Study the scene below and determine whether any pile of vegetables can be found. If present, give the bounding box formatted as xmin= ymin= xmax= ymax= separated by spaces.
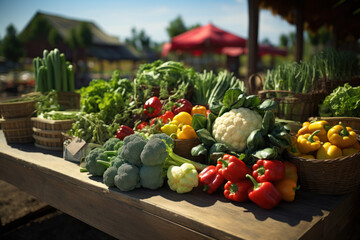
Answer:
xmin=319 ymin=83 xmax=360 ymax=117
xmin=33 ymin=49 xmax=75 ymax=93
xmin=289 ymin=120 xmax=359 ymax=159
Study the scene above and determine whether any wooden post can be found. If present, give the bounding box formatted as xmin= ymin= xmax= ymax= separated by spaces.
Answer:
xmin=247 ymin=0 xmax=259 ymax=91
xmin=295 ymin=0 xmax=304 ymax=62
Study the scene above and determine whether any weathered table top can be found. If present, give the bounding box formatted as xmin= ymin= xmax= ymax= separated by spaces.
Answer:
xmin=0 ymin=132 xmax=358 ymax=240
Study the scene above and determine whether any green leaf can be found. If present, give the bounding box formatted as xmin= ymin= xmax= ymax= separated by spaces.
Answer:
xmin=222 ymin=88 xmax=243 ymax=108
xmin=191 ymin=114 xmax=208 ymax=131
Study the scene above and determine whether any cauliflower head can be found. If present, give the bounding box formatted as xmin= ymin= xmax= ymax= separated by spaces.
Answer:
xmin=167 ymin=163 xmax=198 ymax=194
xmin=212 ymin=107 xmax=262 ymax=152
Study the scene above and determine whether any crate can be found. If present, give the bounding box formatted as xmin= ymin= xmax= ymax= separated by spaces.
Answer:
xmin=58 ymin=92 xmax=80 ymax=109
xmin=31 ymin=117 xmax=74 ymax=150
xmin=258 ymin=90 xmax=325 ymax=122
xmin=0 ymin=101 xmax=36 ymax=119
xmin=0 ymin=117 xmax=34 ymax=143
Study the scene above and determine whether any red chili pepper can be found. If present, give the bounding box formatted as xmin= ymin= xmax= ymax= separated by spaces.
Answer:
xmin=198 ymin=165 xmax=225 ymax=194
xmin=246 ymin=174 xmax=282 ymax=210
xmin=144 ymin=96 xmax=162 ymax=118
xmin=172 ymin=99 xmax=193 ymax=115
xmin=150 ymin=111 xmax=174 ymax=126
xmin=216 ymin=154 xmax=247 ymax=183
xmin=136 ymin=121 xmax=149 ymax=130
xmin=224 ymin=179 xmax=253 ymax=202
xmin=252 ymin=159 xmax=285 ymax=183
xmin=115 ymin=125 xmax=134 ymax=140
xmin=206 ymin=109 xmax=211 ymax=118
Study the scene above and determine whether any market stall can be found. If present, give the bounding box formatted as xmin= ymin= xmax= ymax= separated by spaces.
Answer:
xmin=0 ymin=46 xmax=360 ymax=239
xmin=0 ymin=133 xmax=359 ymax=240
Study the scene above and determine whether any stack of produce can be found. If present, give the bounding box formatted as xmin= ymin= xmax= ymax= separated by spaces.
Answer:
xmin=289 ymin=120 xmax=359 ymax=159
xmin=33 ymin=49 xmax=75 ymax=93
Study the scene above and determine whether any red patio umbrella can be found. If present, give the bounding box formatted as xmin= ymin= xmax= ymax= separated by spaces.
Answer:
xmin=162 ymin=23 xmax=247 ymax=57
xmin=220 ymin=44 xmax=287 ymax=57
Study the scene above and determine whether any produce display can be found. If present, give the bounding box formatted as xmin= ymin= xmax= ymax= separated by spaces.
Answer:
xmin=4 ymin=50 xmax=359 ymax=212
xmin=289 ymin=120 xmax=359 ymax=159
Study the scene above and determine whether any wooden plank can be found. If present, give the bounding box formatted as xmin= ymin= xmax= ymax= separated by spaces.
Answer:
xmin=0 ymin=135 xmax=358 ymax=240
xmin=295 ymin=0 xmax=304 ymax=62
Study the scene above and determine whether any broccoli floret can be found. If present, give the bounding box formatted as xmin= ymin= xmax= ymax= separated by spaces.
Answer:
xmin=84 ymin=147 xmax=108 ymax=176
xmin=111 ymin=156 xmax=125 ymax=168
xmin=103 ymin=166 xmax=118 ymax=187
xmin=123 ymin=133 xmax=145 ymax=145
xmin=150 ymin=133 xmax=174 ymax=147
xmin=120 ymin=134 xmax=147 ymax=167
xmin=114 ymin=141 xmax=124 ymax=152
xmin=140 ymin=165 xmax=164 ymax=190
xmin=103 ymin=137 xmax=121 ymax=151
xmin=114 ymin=163 xmax=141 ymax=191
xmin=140 ymin=138 xmax=168 ymax=166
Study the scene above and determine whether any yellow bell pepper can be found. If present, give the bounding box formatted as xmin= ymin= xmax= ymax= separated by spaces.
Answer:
xmin=177 ymin=124 xmax=197 ymax=139
xmin=308 ymin=120 xmax=331 ymax=142
xmin=327 ymin=122 xmax=357 ymax=148
xmin=342 ymin=147 xmax=359 ymax=156
xmin=191 ymin=105 xmax=207 ymax=116
xmin=296 ymin=121 xmax=310 ymax=136
xmin=173 ymin=112 xmax=192 ymax=126
xmin=316 ymin=142 xmax=342 ymax=159
xmin=161 ymin=123 xmax=178 ymax=138
xmin=297 ymin=130 xmax=321 ymax=154
xmin=299 ymin=154 xmax=315 ymax=159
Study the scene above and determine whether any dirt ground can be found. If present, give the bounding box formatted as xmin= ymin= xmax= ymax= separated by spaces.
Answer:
xmin=0 ymin=180 xmax=116 ymax=240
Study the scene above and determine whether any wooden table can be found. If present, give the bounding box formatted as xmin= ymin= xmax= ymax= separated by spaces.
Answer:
xmin=0 ymin=132 xmax=359 ymax=240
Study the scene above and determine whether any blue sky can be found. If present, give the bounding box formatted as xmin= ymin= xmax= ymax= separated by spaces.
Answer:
xmin=0 ymin=0 xmax=295 ymax=45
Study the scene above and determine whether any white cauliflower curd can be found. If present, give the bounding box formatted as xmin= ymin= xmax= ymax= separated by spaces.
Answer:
xmin=212 ymin=107 xmax=262 ymax=152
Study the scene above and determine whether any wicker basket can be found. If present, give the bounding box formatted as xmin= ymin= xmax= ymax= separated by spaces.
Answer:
xmin=57 ymin=92 xmax=80 ymax=109
xmin=174 ymin=138 xmax=205 ymax=163
xmin=0 ymin=117 xmax=34 ymax=143
xmin=0 ymin=101 xmax=36 ymax=119
xmin=258 ymin=90 xmax=326 ymax=122
xmin=288 ymin=150 xmax=360 ymax=195
xmin=31 ymin=117 xmax=74 ymax=150
xmin=308 ymin=117 xmax=360 ymax=134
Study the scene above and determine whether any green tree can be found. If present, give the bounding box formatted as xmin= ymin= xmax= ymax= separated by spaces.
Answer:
xmin=166 ymin=15 xmax=187 ymax=39
xmin=20 ymin=15 xmax=51 ymax=42
xmin=261 ymin=37 xmax=272 ymax=45
xmin=125 ymin=27 xmax=151 ymax=51
xmin=1 ymin=24 xmax=24 ymax=63
xmin=279 ymin=34 xmax=289 ymax=47
xmin=77 ymin=22 xmax=92 ymax=48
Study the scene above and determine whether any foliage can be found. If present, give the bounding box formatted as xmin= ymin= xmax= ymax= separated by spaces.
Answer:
xmin=48 ymin=28 xmax=62 ymax=46
xmin=319 ymin=83 xmax=360 ymax=117
xmin=311 ymin=48 xmax=359 ymax=80
xmin=19 ymin=15 xmax=51 ymax=42
xmin=125 ymin=27 xmax=151 ymax=52
xmin=67 ymin=22 xmax=92 ymax=49
xmin=166 ymin=15 xmax=188 ymax=39
xmin=1 ymin=24 xmax=24 ymax=63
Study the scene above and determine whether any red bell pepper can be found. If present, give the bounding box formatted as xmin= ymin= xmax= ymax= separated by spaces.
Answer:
xmin=172 ymin=99 xmax=193 ymax=115
xmin=246 ymin=174 xmax=282 ymax=210
xmin=136 ymin=121 xmax=149 ymax=130
xmin=198 ymin=165 xmax=225 ymax=194
xmin=224 ymin=179 xmax=253 ymax=202
xmin=216 ymin=154 xmax=247 ymax=182
xmin=144 ymin=96 xmax=162 ymax=118
xmin=150 ymin=111 xmax=175 ymax=126
xmin=252 ymin=159 xmax=285 ymax=183
xmin=115 ymin=125 xmax=134 ymax=140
